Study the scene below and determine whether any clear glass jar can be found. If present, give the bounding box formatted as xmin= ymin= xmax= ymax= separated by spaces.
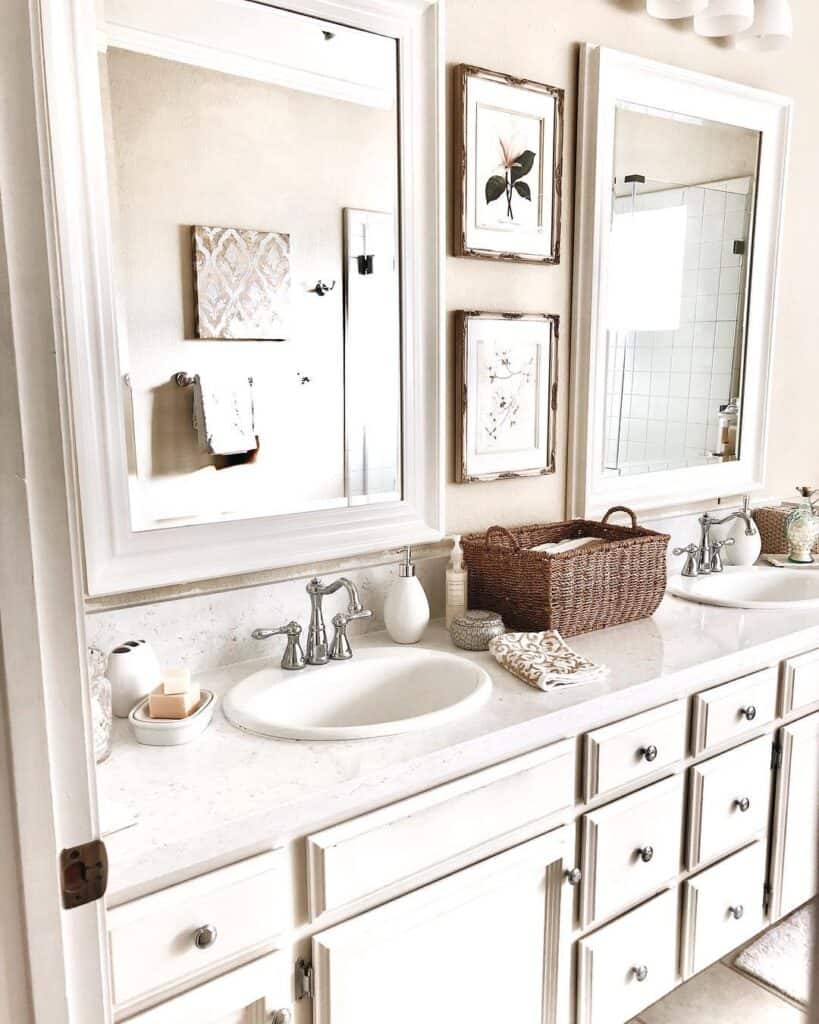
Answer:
xmin=88 ymin=646 xmax=113 ymax=764
xmin=717 ymin=398 xmax=739 ymax=459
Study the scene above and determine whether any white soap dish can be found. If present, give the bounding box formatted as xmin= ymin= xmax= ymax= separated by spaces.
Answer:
xmin=129 ymin=690 xmax=216 ymax=746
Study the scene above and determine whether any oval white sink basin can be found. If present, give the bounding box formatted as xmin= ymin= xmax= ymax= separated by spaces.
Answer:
xmin=668 ymin=565 xmax=819 ymax=610
xmin=222 ymin=646 xmax=492 ymax=740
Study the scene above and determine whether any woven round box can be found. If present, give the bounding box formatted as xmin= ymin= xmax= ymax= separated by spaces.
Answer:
xmin=449 ymin=610 xmax=505 ymax=651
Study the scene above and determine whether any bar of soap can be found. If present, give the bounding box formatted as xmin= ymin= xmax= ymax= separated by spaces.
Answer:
xmin=148 ymin=683 xmax=200 ymax=719
xmin=162 ymin=666 xmax=191 ymax=695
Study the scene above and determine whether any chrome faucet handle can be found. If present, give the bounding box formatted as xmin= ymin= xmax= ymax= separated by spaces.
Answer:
xmin=330 ymin=608 xmax=373 ymax=660
xmin=251 ymin=621 xmax=305 ymax=671
xmin=673 ymin=544 xmax=699 ymax=578
xmin=709 ymin=536 xmax=735 ymax=573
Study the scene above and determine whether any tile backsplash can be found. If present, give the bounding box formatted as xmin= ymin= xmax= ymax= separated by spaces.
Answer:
xmin=86 ymin=554 xmax=448 ymax=674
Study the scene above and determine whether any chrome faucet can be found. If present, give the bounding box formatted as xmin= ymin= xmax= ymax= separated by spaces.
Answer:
xmin=673 ymin=496 xmax=757 ymax=578
xmin=251 ymin=621 xmax=306 ymax=670
xmin=305 ymin=576 xmax=372 ymax=665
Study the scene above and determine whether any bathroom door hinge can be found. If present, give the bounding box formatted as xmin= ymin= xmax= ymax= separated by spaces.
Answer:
xmin=295 ymin=958 xmax=314 ymax=1000
xmin=771 ymin=742 xmax=783 ymax=770
xmin=59 ymin=839 xmax=108 ymax=909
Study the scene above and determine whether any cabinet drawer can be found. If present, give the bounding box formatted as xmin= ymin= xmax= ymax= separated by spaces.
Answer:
xmin=691 ymin=668 xmax=777 ymax=754
xmin=580 ymin=774 xmax=684 ymax=927
xmin=687 ymin=735 xmax=771 ymax=869
xmin=780 ymin=650 xmax=819 ymax=715
xmin=681 ymin=841 xmax=767 ymax=978
xmin=306 ymin=739 xmax=575 ymax=918
xmin=108 ymin=850 xmax=286 ymax=1010
xmin=583 ymin=701 xmax=686 ymax=801
xmin=577 ymin=888 xmax=679 ymax=1024
xmin=123 ymin=951 xmax=289 ymax=1024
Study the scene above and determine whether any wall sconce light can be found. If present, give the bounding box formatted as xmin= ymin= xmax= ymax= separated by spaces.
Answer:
xmin=646 ymin=0 xmax=707 ymax=18
xmin=693 ymin=0 xmax=754 ymax=37
xmin=734 ymin=0 xmax=793 ymax=49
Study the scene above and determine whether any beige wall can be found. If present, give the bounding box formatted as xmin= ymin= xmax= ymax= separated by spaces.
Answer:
xmin=104 ymin=49 xmax=397 ymax=526
xmin=445 ymin=0 xmax=819 ymax=534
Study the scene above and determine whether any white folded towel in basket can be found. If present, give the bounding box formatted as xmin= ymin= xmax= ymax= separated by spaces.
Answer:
xmin=192 ymin=373 xmax=257 ymax=456
xmin=489 ymin=630 xmax=609 ymax=691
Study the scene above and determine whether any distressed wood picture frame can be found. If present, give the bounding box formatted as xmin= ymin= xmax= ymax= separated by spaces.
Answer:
xmin=455 ymin=310 xmax=558 ymax=483
xmin=454 ymin=64 xmax=564 ymax=264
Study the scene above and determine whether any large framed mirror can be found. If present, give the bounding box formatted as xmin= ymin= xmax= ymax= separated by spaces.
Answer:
xmin=569 ymin=46 xmax=791 ymax=518
xmin=38 ymin=0 xmax=443 ymax=595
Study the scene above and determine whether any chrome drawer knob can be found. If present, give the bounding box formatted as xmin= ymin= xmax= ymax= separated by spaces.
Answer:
xmin=271 ymin=1012 xmax=292 ymax=1024
xmin=729 ymin=904 xmax=744 ymax=920
xmin=637 ymin=845 xmax=654 ymax=863
xmin=740 ymin=705 xmax=757 ymax=721
xmin=640 ymin=744 xmax=658 ymax=763
xmin=634 ymin=965 xmax=649 ymax=982
xmin=566 ymin=867 xmax=582 ymax=886
xmin=193 ymin=924 xmax=218 ymax=950
xmin=735 ymin=796 xmax=751 ymax=812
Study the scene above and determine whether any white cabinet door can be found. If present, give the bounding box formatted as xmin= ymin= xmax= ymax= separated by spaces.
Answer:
xmin=312 ymin=827 xmax=573 ymax=1024
xmin=769 ymin=710 xmax=819 ymax=919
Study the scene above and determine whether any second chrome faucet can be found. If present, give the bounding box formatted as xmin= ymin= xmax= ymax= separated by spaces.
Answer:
xmin=252 ymin=575 xmax=372 ymax=670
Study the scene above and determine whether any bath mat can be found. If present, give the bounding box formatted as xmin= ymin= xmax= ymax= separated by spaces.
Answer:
xmin=733 ymin=901 xmax=814 ymax=1006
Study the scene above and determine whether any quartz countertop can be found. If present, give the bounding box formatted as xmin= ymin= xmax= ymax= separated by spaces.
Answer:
xmin=98 ymin=593 xmax=819 ymax=904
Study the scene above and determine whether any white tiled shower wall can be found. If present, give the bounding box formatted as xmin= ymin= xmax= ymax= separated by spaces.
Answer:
xmin=606 ymin=179 xmax=752 ymax=475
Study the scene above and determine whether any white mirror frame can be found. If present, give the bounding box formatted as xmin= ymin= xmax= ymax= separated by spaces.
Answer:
xmin=569 ymin=45 xmax=791 ymax=519
xmin=36 ymin=0 xmax=444 ymax=596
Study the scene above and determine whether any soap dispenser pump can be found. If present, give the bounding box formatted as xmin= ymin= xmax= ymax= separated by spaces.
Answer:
xmin=384 ymin=546 xmax=430 ymax=645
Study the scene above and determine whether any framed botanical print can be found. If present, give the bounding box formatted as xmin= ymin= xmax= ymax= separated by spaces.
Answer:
xmin=455 ymin=311 xmax=558 ymax=483
xmin=454 ymin=65 xmax=564 ymax=264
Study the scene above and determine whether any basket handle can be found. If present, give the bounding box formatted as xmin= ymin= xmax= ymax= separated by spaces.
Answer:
xmin=601 ymin=506 xmax=638 ymax=529
xmin=485 ymin=525 xmax=521 ymax=551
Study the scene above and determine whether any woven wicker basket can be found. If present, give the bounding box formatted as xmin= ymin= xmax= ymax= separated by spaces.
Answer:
xmin=753 ymin=505 xmax=819 ymax=556
xmin=461 ymin=507 xmax=670 ymax=638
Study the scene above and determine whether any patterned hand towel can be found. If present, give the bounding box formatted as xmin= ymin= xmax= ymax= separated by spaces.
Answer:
xmin=489 ymin=630 xmax=608 ymax=691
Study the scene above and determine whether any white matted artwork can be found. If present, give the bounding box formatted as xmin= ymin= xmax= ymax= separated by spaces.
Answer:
xmin=192 ymin=224 xmax=290 ymax=340
xmin=456 ymin=311 xmax=558 ymax=482
xmin=455 ymin=65 xmax=563 ymax=263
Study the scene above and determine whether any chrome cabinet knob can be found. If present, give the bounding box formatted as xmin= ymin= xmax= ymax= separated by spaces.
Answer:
xmin=193 ymin=924 xmax=218 ymax=950
xmin=735 ymin=796 xmax=751 ymax=812
xmin=637 ymin=845 xmax=654 ymax=863
xmin=633 ymin=965 xmax=649 ymax=982
xmin=271 ymin=1011 xmax=292 ymax=1024
xmin=740 ymin=704 xmax=757 ymax=721
xmin=639 ymin=744 xmax=658 ymax=762
xmin=728 ymin=904 xmax=744 ymax=920
xmin=566 ymin=867 xmax=582 ymax=886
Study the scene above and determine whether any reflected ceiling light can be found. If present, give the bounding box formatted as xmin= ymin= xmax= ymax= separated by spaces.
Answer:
xmin=646 ymin=0 xmax=708 ymax=19
xmin=693 ymin=0 xmax=754 ymax=36
xmin=734 ymin=0 xmax=793 ymax=49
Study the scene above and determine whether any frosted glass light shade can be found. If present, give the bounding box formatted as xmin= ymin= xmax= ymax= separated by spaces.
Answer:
xmin=694 ymin=0 xmax=754 ymax=36
xmin=647 ymin=0 xmax=708 ymax=18
xmin=734 ymin=0 xmax=793 ymax=49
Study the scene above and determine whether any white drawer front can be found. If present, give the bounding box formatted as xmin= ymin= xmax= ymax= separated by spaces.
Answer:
xmin=108 ymin=850 xmax=286 ymax=1010
xmin=780 ymin=650 xmax=819 ymax=715
xmin=687 ymin=735 xmax=772 ymax=869
xmin=581 ymin=774 xmax=684 ymax=927
xmin=577 ymin=888 xmax=679 ymax=1024
xmin=307 ymin=739 xmax=575 ymax=918
xmin=583 ymin=701 xmax=686 ymax=801
xmin=124 ymin=951 xmax=290 ymax=1024
xmin=691 ymin=668 xmax=777 ymax=754
xmin=682 ymin=841 xmax=767 ymax=978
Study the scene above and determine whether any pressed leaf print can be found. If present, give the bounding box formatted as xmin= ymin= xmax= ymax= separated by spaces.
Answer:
xmin=484 ymin=137 xmax=536 ymax=222
xmin=476 ymin=338 xmax=539 ymax=454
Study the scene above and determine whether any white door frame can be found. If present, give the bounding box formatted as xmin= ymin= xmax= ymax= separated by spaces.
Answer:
xmin=0 ymin=1 xmax=111 ymax=1021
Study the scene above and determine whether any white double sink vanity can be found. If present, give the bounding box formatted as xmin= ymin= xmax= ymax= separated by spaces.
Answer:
xmin=100 ymin=593 xmax=819 ymax=1024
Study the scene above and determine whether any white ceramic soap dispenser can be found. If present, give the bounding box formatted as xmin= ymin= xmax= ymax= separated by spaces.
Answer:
xmin=723 ymin=495 xmax=762 ymax=566
xmin=384 ymin=546 xmax=430 ymax=644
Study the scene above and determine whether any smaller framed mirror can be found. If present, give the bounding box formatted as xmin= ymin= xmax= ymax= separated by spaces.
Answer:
xmin=569 ymin=46 xmax=791 ymax=518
